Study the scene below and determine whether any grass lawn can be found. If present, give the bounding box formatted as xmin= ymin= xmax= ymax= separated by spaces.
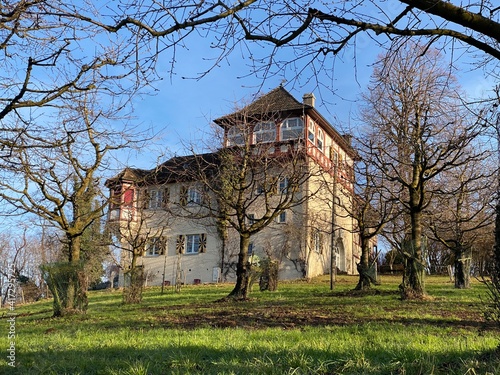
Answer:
xmin=1 ymin=275 xmax=499 ymax=374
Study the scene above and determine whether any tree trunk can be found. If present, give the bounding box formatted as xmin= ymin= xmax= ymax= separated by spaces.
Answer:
xmin=453 ymin=246 xmax=471 ymax=289
xmin=227 ymin=234 xmax=251 ymax=300
xmin=400 ymin=190 xmax=426 ymax=299
xmin=355 ymin=239 xmax=376 ymax=290
xmin=495 ymin=197 xmax=500 ymax=283
xmin=123 ymin=252 xmax=143 ymax=304
xmin=400 ymin=234 xmax=425 ymax=299
xmin=49 ymin=236 xmax=88 ymax=316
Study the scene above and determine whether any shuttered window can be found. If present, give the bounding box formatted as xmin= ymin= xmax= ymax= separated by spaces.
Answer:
xmin=176 ymin=235 xmax=185 ymax=254
xmin=145 ymin=237 xmax=166 ymax=256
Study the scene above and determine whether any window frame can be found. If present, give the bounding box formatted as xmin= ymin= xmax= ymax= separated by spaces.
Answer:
xmin=281 ymin=117 xmax=304 ymax=140
xmin=277 ymin=211 xmax=287 ymax=223
xmin=186 ymin=234 xmax=201 ymax=254
xmin=148 ymin=189 xmax=162 ymax=209
xmin=227 ymin=126 xmax=246 ymax=146
xmin=145 ymin=237 xmax=165 ymax=256
xmin=188 ymin=187 xmax=202 ymax=205
xmin=253 ymin=121 xmax=276 ymax=143
xmin=317 ymin=128 xmax=324 ymax=152
xmin=279 ymin=177 xmax=289 ymax=193
xmin=308 ymin=120 xmax=315 ymax=144
xmin=313 ymin=230 xmax=321 ymax=253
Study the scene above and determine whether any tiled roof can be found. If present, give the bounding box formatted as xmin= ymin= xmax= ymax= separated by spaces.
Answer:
xmin=214 ymin=86 xmax=309 ymax=126
xmin=151 ymin=153 xmax=220 ymax=184
xmin=105 ymin=153 xmax=220 ymax=186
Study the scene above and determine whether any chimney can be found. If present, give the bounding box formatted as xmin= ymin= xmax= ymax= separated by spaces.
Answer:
xmin=342 ymin=134 xmax=352 ymax=145
xmin=303 ymin=93 xmax=315 ymax=107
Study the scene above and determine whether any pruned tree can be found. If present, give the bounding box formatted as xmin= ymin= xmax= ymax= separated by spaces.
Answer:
xmin=180 ymin=147 xmax=318 ymax=300
xmin=0 ymin=91 xmax=141 ymax=316
xmin=428 ymin=157 xmax=494 ymax=288
xmin=361 ymin=42 xmax=485 ymax=299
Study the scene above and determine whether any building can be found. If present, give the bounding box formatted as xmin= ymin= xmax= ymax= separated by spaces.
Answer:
xmin=106 ymin=86 xmax=368 ymax=286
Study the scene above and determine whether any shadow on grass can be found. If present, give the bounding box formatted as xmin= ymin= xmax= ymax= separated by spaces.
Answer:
xmin=3 ymin=341 xmax=499 ymax=375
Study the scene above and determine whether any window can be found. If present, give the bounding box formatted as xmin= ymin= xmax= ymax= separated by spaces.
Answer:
xmin=181 ymin=186 xmax=202 ymax=205
xmin=317 ymin=128 xmax=324 ymax=152
xmin=253 ymin=121 xmax=276 ymax=143
xmin=185 ymin=234 xmax=207 ymax=254
xmin=149 ymin=189 xmax=160 ymax=209
xmin=186 ymin=234 xmax=200 ymax=254
xmin=248 ymin=242 xmax=254 ymax=256
xmin=148 ymin=189 xmax=163 ymax=209
xmin=313 ymin=230 xmax=321 ymax=253
xmin=188 ymin=188 xmax=202 ymax=205
xmin=281 ymin=117 xmax=304 ymax=140
xmin=145 ymin=237 xmax=165 ymax=256
xmin=227 ymin=126 xmax=246 ymax=146
xmin=279 ymin=177 xmax=289 ymax=193
xmin=308 ymin=121 xmax=315 ymax=143
xmin=277 ymin=211 xmax=287 ymax=223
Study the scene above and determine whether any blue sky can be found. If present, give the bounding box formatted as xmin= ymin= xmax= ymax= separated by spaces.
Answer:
xmin=126 ymin=30 xmax=493 ymax=170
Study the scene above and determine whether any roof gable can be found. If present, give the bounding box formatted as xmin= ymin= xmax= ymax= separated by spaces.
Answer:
xmin=214 ymin=86 xmax=309 ymax=126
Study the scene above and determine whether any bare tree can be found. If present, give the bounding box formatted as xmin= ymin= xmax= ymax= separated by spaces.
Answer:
xmin=361 ymin=42 xmax=485 ymax=299
xmin=348 ymin=150 xmax=397 ymax=290
xmin=1 ymin=0 xmax=260 ymax=125
xmin=105 ymin=1 xmax=500 ymax=91
xmin=428 ymin=157 xmax=494 ymax=288
xmin=173 ymin=144 xmax=320 ymax=300
xmin=0 ymin=91 xmax=142 ymax=316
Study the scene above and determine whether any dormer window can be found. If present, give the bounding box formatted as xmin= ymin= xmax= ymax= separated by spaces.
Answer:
xmin=317 ymin=128 xmax=324 ymax=152
xmin=281 ymin=117 xmax=304 ymax=140
xmin=227 ymin=126 xmax=246 ymax=146
xmin=253 ymin=121 xmax=276 ymax=143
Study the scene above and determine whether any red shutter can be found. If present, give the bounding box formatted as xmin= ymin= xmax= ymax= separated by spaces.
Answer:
xmin=123 ymin=188 xmax=134 ymax=207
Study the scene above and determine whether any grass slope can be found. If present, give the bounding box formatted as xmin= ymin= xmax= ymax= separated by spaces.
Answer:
xmin=1 ymin=275 xmax=499 ymax=374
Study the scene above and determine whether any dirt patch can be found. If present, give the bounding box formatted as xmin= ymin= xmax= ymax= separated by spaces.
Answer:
xmin=150 ymin=298 xmax=495 ymax=331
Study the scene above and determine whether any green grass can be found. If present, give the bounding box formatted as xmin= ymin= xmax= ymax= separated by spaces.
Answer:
xmin=1 ymin=275 xmax=499 ymax=374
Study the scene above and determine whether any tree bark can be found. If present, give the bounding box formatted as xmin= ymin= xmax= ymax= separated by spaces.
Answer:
xmin=400 ymin=242 xmax=425 ymax=299
xmin=227 ymin=234 xmax=251 ymax=300
xmin=453 ymin=246 xmax=471 ymax=289
xmin=63 ymin=236 xmax=88 ymax=314
xmin=400 ymin=172 xmax=426 ymax=299
xmin=355 ymin=239 xmax=376 ymax=290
